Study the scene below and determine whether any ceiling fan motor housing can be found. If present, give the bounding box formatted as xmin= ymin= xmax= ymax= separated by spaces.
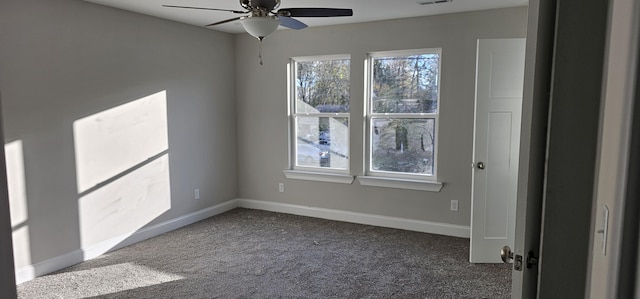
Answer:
xmin=241 ymin=0 xmax=281 ymax=11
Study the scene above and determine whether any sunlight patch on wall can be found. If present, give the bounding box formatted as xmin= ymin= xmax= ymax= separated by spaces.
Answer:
xmin=5 ymin=140 xmax=31 ymax=268
xmin=73 ymin=91 xmax=169 ymax=193
xmin=73 ymin=91 xmax=171 ymax=249
xmin=78 ymin=154 xmax=171 ymax=247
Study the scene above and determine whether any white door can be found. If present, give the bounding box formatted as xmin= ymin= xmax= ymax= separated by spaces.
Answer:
xmin=470 ymin=38 xmax=526 ymax=263
xmin=511 ymin=0 xmax=556 ymax=295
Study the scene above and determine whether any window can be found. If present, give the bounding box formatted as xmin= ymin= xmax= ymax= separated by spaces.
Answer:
xmin=366 ymin=49 xmax=441 ymax=180
xmin=290 ymin=55 xmax=350 ymax=173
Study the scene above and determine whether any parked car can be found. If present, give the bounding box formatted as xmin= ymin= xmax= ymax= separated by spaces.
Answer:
xmin=319 ymin=131 xmax=330 ymax=145
xmin=297 ymin=143 xmax=329 ymax=166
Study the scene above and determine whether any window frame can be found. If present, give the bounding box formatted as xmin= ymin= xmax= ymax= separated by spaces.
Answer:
xmin=363 ymin=48 xmax=442 ymax=182
xmin=287 ymin=54 xmax=352 ymax=177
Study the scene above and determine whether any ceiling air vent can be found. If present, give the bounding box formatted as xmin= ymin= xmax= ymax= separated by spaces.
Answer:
xmin=417 ymin=0 xmax=452 ymax=5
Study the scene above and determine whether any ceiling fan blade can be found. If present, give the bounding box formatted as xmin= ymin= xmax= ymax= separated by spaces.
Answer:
xmin=163 ymin=5 xmax=246 ymax=14
xmin=206 ymin=16 xmax=242 ymax=27
xmin=278 ymin=8 xmax=353 ymax=18
xmin=279 ymin=16 xmax=308 ymax=30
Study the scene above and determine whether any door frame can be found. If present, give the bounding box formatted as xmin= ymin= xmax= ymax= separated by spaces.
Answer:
xmin=513 ymin=0 xmax=612 ymax=297
xmin=0 ymin=90 xmax=17 ymax=298
xmin=587 ymin=0 xmax=640 ymax=297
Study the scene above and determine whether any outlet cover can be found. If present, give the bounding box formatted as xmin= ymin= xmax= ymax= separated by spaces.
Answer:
xmin=450 ymin=200 xmax=458 ymax=211
xmin=278 ymin=183 xmax=285 ymax=193
xmin=194 ymin=189 xmax=200 ymax=200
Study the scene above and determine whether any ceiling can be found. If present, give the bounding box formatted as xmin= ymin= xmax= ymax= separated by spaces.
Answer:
xmin=85 ymin=0 xmax=528 ymax=34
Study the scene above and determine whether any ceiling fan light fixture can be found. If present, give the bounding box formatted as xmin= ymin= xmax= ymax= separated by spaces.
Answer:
xmin=240 ymin=16 xmax=280 ymax=40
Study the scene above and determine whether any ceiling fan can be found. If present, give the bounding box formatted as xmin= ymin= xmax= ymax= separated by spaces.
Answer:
xmin=163 ymin=0 xmax=353 ymax=40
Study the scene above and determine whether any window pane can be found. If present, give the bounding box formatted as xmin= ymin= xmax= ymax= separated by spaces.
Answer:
xmin=372 ymin=54 xmax=439 ymax=114
xmin=296 ymin=116 xmax=349 ymax=169
xmin=296 ymin=59 xmax=350 ymax=113
xmin=371 ymin=118 xmax=435 ymax=175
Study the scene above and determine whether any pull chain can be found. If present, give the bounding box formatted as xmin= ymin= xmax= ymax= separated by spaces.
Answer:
xmin=259 ymin=39 xmax=263 ymax=66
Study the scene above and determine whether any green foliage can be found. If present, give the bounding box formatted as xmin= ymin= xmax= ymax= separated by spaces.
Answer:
xmin=371 ymin=119 xmax=435 ymax=175
xmin=296 ymin=59 xmax=350 ymax=111
xmin=372 ymin=54 xmax=439 ymax=114
xmin=372 ymin=150 xmax=430 ymax=174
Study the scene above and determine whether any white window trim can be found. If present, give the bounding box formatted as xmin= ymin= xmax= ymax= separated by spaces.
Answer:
xmin=362 ymin=48 xmax=443 ymax=186
xmin=284 ymin=170 xmax=355 ymax=184
xmin=287 ymin=54 xmax=352 ymax=177
xmin=357 ymin=175 xmax=443 ymax=192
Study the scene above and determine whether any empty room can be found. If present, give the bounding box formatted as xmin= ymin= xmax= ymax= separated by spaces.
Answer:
xmin=1 ymin=0 xmax=638 ymax=298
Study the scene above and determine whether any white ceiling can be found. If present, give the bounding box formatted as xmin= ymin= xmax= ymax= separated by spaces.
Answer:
xmin=85 ymin=0 xmax=528 ymax=34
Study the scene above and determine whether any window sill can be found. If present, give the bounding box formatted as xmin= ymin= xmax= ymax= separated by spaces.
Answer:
xmin=357 ymin=176 xmax=443 ymax=192
xmin=283 ymin=170 xmax=355 ymax=184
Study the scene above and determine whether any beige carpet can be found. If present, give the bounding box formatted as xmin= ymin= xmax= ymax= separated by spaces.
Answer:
xmin=18 ymin=208 xmax=511 ymax=298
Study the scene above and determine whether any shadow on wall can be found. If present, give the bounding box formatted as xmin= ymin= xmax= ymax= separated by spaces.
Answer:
xmin=7 ymin=90 xmax=173 ymax=282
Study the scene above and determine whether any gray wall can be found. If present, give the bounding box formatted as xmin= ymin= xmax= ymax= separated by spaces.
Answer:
xmin=235 ymin=7 xmax=528 ymax=226
xmin=0 ymin=0 xmax=526 ymax=284
xmin=0 ymin=0 xmax=237 ymax=271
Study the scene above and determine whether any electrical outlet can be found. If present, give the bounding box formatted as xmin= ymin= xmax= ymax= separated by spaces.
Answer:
xmin=278 ymin=183 xmax=285 ymax=193
xmin=450 ymin=200 xmax=458 ymax=211
xmin=194 ymin=189 xmax=200 ymax=200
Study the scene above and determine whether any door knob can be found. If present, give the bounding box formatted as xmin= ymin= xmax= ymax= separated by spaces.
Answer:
xmin=500 ymin=245 xmax=513 ymax=263
xmin=477 ymin=162 xmax=485 ymax=169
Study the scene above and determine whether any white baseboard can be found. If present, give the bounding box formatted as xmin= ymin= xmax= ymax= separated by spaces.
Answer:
xmin=14 ymin=199 xmax=239 ymax=284
xmin=81 ymin=199 xmax=238 ymax=261
xmin=15 ymin=198 xmax=469 ymax=284
xmin=236 ymin=198 xmax=470 ymax=238
xmin=15 ymin=249 xmax=84 ymax=285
